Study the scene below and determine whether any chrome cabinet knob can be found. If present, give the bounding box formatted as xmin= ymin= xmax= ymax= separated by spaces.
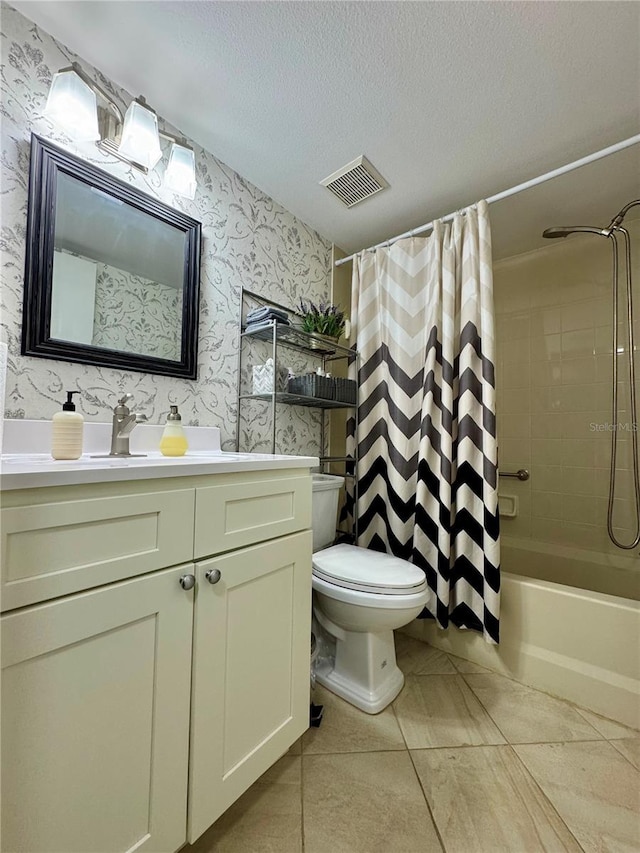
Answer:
xmin=179 ymin=573 xmax=196 ymax=590
xmin=205 ymin=569 xmax=221 ymax=585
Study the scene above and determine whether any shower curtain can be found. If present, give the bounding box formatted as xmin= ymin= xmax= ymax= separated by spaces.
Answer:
xmin=350 ymin=201 xmax=500 ymax=643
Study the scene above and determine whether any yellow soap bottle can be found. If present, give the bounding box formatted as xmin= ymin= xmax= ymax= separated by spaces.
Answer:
xmin=159 ymin=405 xmax=188 ymax=457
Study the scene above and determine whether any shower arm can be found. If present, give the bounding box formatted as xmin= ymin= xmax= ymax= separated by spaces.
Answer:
xmin=606 ymin=199 xmax=640 ymax=234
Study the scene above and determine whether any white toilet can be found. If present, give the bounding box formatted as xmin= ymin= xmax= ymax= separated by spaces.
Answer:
xmin=311 ymin=474 xmax=429 ymax=714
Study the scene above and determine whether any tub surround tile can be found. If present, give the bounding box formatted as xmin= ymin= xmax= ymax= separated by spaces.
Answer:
xmin=531 ymin=361 xmax=563 ymax=387
xmin=561 ymin=437 xmax=598 ymax=468
xmin=500 ymin=413 xmax=531 ymax=439
xmin=502 ymin=339 xmax=531 ymax=364
xmin=561 ymin=328 xmax=596 ymax=359
xmin=531 ymin=490 xmax=563 ymax=519
xmin=463 ymin=673 xmax=603 ymax=744
xmin=559 ymin=521 xmax=601 ymax=551
xmin=187 ymin=755 xmax=302 ymax=853
xmin=530 ymin=334 xmax=562 ymax=362
xmin=394 ymin=633 xmax=458 ymax=675
xmin=494 ymin=225 xmax=640 ymax=565
xmin=531 ymin=437 xmax=564 ymax=465
xmin=530 ymin=517 xmax=566 ymax=545
xmin=529 ymin=464 xmax=563 ymax=492
xmin=514 ymin=741 xmax=640 ymax=853
xmin=575 ymin=707 xmax=639 ymax=740
xmin=595 ymin=325 xmax=615 ymax=355
xmin=530 ymin=308 xmax=562 ymax=337
xmin=610 ymin=738 xmax=640 ymax=771
xmin=500 ymin=388 xmax=532 ymax=414
xmin=560 ymin=300 xmax=600 ymax=333
xmin=530 ymin=413 xmax=563 ymax=439
xmin=560 ymin=494 xmax=598 ymax=525
xmin=498 ymin=312 xmax=531 ymax=342
xmin=498 ymin=437 xmax=531 ymax=466
xmin=393 ymin=675 xmax=505 ymax=749
xmin=561 ymin=357 xmax=596 ymax=386
xmin=502 ymin=360 xmax=530 ymax=389
xmin=411 ymin=745 xmax=582 ymax=853
xmin=302 ymin=751 xmax=442 ymax=853
xmin=558 ymin=465 xmax=596 ymax=496
xmin=303 ymin=685 xmax=405 ymax=755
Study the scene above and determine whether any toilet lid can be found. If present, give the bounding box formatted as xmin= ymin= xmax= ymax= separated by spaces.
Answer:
xmin=312 ymin=544 xmax=426 ymax=594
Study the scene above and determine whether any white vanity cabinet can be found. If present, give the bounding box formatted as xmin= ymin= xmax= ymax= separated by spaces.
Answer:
xmin=0 ymin=466 xmax=313 ymax=853
xmin=1 ymin=564 xmax=195 ymax=853
xmin=189 ymin=531 xmax=312 ymax=841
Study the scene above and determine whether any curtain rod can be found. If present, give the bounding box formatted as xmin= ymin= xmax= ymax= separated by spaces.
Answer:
xmin=334 ymin=133 xmax=640 ymax=267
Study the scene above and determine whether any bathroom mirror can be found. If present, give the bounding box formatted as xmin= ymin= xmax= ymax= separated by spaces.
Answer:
xmin=22 ymin=134 xmax=201 ymax=378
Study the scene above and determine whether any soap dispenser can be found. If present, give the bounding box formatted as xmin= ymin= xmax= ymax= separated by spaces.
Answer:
xmin=51 ymin=391 xmax=84 ymax=460
xmin=159 ymin=405 xmax=188 ymax=457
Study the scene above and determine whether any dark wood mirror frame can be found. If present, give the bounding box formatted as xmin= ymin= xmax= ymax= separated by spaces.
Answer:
xmin=22 ymin=134 xmax=202 ymax=379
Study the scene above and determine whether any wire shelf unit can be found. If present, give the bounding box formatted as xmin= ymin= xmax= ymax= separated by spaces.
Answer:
xmin=236 ymin=287 xmax=359 ymax=540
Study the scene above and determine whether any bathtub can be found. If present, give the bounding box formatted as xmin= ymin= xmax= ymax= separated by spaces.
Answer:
xmin=403 ymin=537 xmax=640 ymax=729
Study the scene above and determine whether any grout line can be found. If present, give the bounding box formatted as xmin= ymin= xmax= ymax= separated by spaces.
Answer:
xmin=303 ymin=745 xmax=407 ymax=756
xmin=605 ymin=738 xmax=640 ymax=773
xmin=391 ymin=700 xmax=410 ymax=752
xmin=573 ymin=703 xmax=640 ymax=738
xmin=456 ymin=669 xmax=522 ymax=745
xmin=457 ymin=670 xmax=606 ymax=743
xmin=507 ymin=743 xmax=587 ymax=852
xmin=406 ymin=746 xmax=448 ymax=853
xmin=302 ymin=736 xmax=608 ymax=756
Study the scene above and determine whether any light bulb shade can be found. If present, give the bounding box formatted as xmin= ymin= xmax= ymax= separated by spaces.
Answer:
xmin=44 ymin=68 xmax=99 ymax=141
xmin=118 ymin=99 xmax=162 ymax=169
xmin=164 ymin=143 xmax=197 ymax=199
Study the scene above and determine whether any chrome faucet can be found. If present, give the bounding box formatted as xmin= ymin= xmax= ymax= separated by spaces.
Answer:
xmin=108 ymin=393 xmax=147 ymax=457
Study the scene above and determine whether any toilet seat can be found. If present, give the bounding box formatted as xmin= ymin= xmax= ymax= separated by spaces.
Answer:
xmin=312 ymin=544 xmax=427 ymax=596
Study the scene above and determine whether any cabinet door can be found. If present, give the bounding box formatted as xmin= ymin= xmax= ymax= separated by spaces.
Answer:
xmin=188 ymin=531 xmax=312 ymax=842
xmin=1 ymin=565 xmax=195 ymax=853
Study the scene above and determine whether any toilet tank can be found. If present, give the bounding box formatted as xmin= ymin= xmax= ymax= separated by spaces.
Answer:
xmin=311 ymin=474 xmax=345 ymax=551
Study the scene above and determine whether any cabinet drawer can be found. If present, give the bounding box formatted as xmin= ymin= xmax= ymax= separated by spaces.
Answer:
xmin=1 ymin=489 xmax=195 ymax=611
xmin=194 ymin=475 xmax=311 ymax=558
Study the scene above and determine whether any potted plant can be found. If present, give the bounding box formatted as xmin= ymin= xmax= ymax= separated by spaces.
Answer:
xmin=298 ymin=299 xmax=346 ymax=341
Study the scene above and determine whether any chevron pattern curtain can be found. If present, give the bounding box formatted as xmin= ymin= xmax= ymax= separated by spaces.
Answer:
xmin=350 ymin=201 xmax=500 ymax=643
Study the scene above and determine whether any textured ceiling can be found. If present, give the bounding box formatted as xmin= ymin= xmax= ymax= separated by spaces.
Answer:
xmin=13 ymin=1 xmax=640 ymax=259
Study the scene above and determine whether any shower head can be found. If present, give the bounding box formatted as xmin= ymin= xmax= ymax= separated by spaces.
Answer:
xmin=542 ymin=225 xmax=609 ymax=239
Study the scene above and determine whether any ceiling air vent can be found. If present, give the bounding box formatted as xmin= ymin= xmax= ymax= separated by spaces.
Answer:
xmin=320 ymin=155 xmax=389 ymax=208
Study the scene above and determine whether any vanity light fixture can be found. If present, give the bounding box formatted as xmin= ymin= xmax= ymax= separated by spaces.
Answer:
xmin=164 ymin=141 xmax=197 ymax=199
xmin=44 ymin=65 xmax=100 ymax=141
xmin=118 ymin=96 xmax=162 ymax=170
xmin=43 ymin=61 xmax=197 ymax=197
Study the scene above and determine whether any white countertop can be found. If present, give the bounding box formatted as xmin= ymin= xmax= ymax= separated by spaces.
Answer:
xmin=0 ymin=420 xmax=318 ymax=490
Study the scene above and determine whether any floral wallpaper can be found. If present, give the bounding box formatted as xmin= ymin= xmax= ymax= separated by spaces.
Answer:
xmin=92 ymin=263 xmax=182 ymax=361
xmin=0 ymin=3 xmax=332 ymax=454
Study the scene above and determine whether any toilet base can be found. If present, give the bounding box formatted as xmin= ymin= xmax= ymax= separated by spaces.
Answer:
xmin=315 ymin=627 xmax=405 ymax=714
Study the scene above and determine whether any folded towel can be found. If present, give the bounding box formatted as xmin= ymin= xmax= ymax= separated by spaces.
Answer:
xmin=245 ymin=318 xmax=290 ymax=334
xmin=246 ymin=305 xmax=289 ymax=323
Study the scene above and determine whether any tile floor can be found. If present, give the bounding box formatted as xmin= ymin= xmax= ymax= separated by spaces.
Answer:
xmin=187 ymin=633 xmax=640 ymax=853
